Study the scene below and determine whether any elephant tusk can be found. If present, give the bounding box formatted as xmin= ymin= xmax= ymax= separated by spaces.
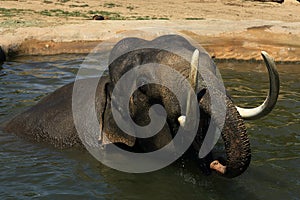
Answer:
xmin=236 ymin=51 xmax=280 ymax=120
xmin=210 ymin=160 xmax=227 ymax=174
xmin=189 ymin=49 xmax=199 ymax=92
xmin=178 ymin=115 xmax=186 ymax=127
xmin=181 ymin=49 xmax=199 ymax=127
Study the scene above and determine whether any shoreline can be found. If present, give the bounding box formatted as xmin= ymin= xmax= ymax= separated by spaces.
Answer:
xmin=1 ymin=20 xmax=299 ymax=62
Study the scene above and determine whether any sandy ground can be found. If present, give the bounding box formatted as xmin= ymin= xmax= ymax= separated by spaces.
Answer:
xmin=0 ymin=0 xmax=300 ymax=61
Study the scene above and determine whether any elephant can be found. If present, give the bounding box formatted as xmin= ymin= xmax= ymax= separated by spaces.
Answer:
xmin=4 ymin=35 xmax=280 ymax=178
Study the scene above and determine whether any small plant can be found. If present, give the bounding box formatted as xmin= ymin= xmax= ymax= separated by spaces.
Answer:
xmin=88 ymin=10 xmax=97 ymax=15
xmin=68 ymin=11 xmax=82 ymax=17
xmin=185 ymin=17 xmax=205 ymax=20
xmin=103 ymin=3 xmax=121 ymax=8
xmin=126 ymin=6 xmax=135 ymax=11
xmin=58 ymin=0 xmax=70 ymax=3
xmin=0 ymin=8 xmax=32 ymax=17
xmin=69 ymin=4 xmax=89 ymax=8
xmin=158 ymin=17 xmax=169 ymax=20
xmin=88 ymin=10 xmax=124 ymax=20
xmin=40 ymin=10 xmax=52 ymax=16
xmin=43 ymin=0 xmax=53 ymax=4
xmin=136 ymin=16 xmax=151 ymax=20
xmin=39 ymin=9 xmax=87 ymax=18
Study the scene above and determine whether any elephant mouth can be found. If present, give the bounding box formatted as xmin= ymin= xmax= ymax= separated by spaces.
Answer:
xmin=210 ymin=160 xmax=226 ymax=174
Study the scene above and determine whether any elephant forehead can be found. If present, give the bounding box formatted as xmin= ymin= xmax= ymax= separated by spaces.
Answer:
xmin=109 ymin=34 xmax=194 ymax=59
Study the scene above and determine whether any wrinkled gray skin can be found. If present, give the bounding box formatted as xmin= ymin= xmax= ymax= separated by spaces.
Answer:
xmin=107 ymin=35 xmax=251 ymax=178
xmin=5 ymin=35 xmax=256 ymax=178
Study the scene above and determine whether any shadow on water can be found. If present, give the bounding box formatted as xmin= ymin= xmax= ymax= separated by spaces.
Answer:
xmin=0 ymin=56 xmax=299 ymax=199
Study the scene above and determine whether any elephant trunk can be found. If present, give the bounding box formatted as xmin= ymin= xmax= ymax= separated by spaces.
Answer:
xmin=199 ymin=92 xmax=251 ymax=178
xmin=177 ymin=48 xmax=251 ymax=177
xmin=219 ymin=97 xmax=251 ymax=178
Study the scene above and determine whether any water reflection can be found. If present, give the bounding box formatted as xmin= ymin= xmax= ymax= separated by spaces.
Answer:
xmin=0 ymin=56 xmax=299 ymax=199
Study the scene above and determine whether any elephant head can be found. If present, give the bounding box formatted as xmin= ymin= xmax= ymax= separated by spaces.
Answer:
xmin=105 ymin=35 xmax=280 ymax=178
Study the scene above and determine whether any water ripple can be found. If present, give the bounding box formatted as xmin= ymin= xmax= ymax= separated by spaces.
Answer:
xmin=0 ymin=57 xmax=298 ymax=199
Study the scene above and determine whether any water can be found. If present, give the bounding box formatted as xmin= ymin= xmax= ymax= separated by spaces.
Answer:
xmin=0 ymin=55 xmax=299 ymax=199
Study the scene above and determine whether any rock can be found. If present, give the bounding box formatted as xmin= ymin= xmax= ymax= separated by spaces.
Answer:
xmin=92 ymin=15 xmax=105 ymax=20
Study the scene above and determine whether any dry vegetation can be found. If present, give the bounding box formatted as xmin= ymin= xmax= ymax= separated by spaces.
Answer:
xmin=0 ymin=0 xmax=299 ymax=61
xmin=0 ymin=0 xmax=299 ymax=27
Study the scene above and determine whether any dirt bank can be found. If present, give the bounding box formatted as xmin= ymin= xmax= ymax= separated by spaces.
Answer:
xmin=0 ymin=0 xmax=299 ymax=61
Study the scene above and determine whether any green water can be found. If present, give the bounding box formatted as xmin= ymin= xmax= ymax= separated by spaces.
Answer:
xmin=0 ymin=55 xmax=299 ymax=199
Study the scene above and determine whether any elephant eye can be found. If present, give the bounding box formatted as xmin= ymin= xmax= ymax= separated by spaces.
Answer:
xmin=137 ymin=76 xmax=148 ymax=86
xmin=137 ymin=76 xmax=149 ymax=94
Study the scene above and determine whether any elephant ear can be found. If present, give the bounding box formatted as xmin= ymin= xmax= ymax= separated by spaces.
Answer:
xmin=72 ymin=75 xmax=136 ymax=148
xmin=97 ymin=81 xmax=136 ymax=147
